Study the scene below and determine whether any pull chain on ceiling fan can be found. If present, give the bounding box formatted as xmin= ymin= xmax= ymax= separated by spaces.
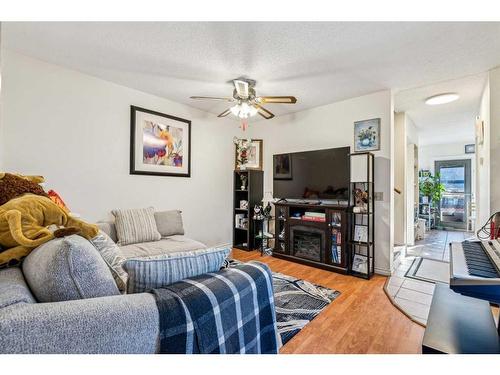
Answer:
xmin=190 ymin=78 xmax=297 ymax=129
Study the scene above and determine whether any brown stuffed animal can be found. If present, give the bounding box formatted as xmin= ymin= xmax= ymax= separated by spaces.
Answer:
xmin=0 ymin=173 xmax=99 ymax=268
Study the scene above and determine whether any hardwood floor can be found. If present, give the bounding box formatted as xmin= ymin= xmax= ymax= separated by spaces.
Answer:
xmin=232 ymin=249 xmax=425 ymax=354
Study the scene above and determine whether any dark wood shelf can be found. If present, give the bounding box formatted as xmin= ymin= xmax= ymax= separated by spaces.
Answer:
xmin=349 ymin=152 xmax=375 ymax=280
xmin=233 ymin=244 xmax=249 ymax=251
xmin=232 ymin=170 xmax=263 ymax=251
xmin=272 ymin=201 xmax=348 ymax=273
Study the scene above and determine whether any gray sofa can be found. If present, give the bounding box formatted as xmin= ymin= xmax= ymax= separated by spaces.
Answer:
xmin=0 ymin=266 xmax=160 ymax=353
xmin=0 ymin=218 xmax=243 ymax=354
xmin=97 ymin=220 xmax=208 ymax=258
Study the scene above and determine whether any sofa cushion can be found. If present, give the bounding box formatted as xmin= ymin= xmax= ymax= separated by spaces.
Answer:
xmin=120 ymin=235 xmax=207 ymax=259
xmin=123 ymin=246 xmax=231 ymax=294
xmin=89 ymin=231 xmax=128 ymax=292
xmin=96 ymin=221 xmax=118 ymax=243
xmin=0 ymin=267 xmax=36 ymax=308
xmin=154 ymin=210 xmax=184 ymax=237
xmin=111 ymin=207 xmax=161 ymax=246
xmin=22 ymin=235 xmax=120 ymax=302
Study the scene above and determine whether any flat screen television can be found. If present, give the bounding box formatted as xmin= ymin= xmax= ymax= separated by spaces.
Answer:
xmin=273 ymin=147 xmax=350 ymax=201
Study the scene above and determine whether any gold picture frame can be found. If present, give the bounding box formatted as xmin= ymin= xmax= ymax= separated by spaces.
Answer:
xmin=234 ymin=139 xmax=263 ymax=170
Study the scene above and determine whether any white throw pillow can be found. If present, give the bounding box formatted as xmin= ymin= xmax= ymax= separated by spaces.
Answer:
xmin=89 ymin=230 xmax=128 ymax=292
xmin=111 ymin=207 xmax=161 ymax=246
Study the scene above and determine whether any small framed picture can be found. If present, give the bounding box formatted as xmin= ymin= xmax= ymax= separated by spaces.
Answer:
xmin=465 ymin=144 xmax=475 ymax=154
xmin=354 ymin=118 xmax=380 ymax=152
xmin=273 ymin=153 xmax=292 ymax=180
xmin=235 ymin=139 xmax=263 ymax=170
xmin=130 ymin=106 xmax=191 ymax=177
xmin=354 ymin=225 xmax=368 ymax=243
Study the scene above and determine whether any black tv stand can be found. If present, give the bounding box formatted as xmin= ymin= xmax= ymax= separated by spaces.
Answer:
xmin=273 ymin=201 xmax=348 ymax=274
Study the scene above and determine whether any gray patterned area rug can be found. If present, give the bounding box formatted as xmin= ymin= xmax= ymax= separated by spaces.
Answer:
xmin=229 ymin=260 xmax=340 ymax=345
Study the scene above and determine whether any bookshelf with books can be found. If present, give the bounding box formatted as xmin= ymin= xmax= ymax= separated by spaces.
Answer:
xmin=348 ymin=152 xmax=375 ymax=279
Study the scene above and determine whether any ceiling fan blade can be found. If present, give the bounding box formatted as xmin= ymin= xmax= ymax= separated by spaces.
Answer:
xmin=258 ymin=96 xmax=297 ymax=104
xmin=217 ymin=108 xmax=232 ymax=118
xmin=233 ymin=80 xmax=249 ymax=98
xmin=253 ymin=104 xmax=275 ymax=120
xmin=190 ymin=96 xmax=234 ymax=102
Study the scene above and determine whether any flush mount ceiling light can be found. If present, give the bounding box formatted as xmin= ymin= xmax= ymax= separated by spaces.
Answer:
xmin=425 ymin=93 xmax=459 ymax=105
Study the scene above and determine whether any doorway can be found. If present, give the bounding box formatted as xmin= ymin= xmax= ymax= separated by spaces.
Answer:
xmin=435 ymin=159 xmax=471 ymax=230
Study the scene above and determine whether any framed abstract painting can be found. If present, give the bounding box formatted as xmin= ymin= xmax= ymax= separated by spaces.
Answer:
xmin=354 ymin=118 xmax=380 ymax=152
xmin=130 ymin=106 xmax=191 ymax=177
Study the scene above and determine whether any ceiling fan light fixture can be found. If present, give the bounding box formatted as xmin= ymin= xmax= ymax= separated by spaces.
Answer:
xmin=230 ymin=104 xmax=240 ymax=116
xmin=425 ymin=93 xmax=459 ymax=105
xmin=190 ymin=77 xmax=294 ymax=123
xmin=230 ymin=101 xmax=258 ymax=119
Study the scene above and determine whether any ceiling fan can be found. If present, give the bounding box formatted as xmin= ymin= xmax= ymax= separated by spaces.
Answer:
xmin=190 ymin=78 xmax=297 ymax=122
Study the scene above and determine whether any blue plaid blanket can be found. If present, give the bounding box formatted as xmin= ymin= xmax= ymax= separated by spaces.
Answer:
xmin=152 ymin=261 xmax=279 ymax=354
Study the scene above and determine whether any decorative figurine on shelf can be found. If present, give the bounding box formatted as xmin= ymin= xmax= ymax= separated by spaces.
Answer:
xmin=233 ymin=137 xmax=252 ymax=170
xmin=278 ymin=207 xmax=286 ymax=220
xmin=253 ymin=199 xmax=274 ymax=256
xmin=240 ymin=200 xmax=248 ymax=209
xmin=279 ymin=228 xmax=285 ymax=241
xmin=353 ymin=187 xmax=368 ymax=213
xmin=253 ymin=202 xmax=272 ymax=221
xmin=239 ymin=173 xmax=248 ymax=190
xmin=253 ymin=205 xmax=264 ymax=220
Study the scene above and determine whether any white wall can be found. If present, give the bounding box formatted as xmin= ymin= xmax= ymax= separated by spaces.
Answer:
xmin=406 ymin=115 xmax=419 ymax=146
xmin=476 ymin=78 xmax=490 ymax=227
xmin=419 ymin=141 xmax=475 ymax=173
xmin=246 ymin=90 xmax=394 ymax=275
xmin=0 ymin=50 xmax=237 ymax=247
xmin=490 ymin=67 xmax=500 ymax=216
xmin=394 ymin=112 xmax=406 ymax=245
xmin=405 ymin=114 xmax=419 ymax=246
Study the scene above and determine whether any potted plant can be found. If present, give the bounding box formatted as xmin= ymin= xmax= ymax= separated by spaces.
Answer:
xmin=419 ymin=172 xmax=446 ymax=227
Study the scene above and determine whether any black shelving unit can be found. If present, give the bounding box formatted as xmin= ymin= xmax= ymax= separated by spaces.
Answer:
xmin=232 ymin=170 xmax=263 ymax=251
xmin=253 ymin=213 xmax=274 ymax=256
xmin=348 ymin=152 xmax=375 ymax=279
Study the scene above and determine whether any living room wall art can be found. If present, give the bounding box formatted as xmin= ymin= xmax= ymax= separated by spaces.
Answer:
xmin=130 ymin=106 xmax=191 ymax=177
xmin=273 ymin=153 xmax=292 ymax=180
xmin=234 ymin=139 xmax=263 ymax=170
xmin=354 ymin=118 xmax=380 ymax=152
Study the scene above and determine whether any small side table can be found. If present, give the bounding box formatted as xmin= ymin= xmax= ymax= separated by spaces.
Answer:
xmin=253 ymin=216 xmax=274 ymax=256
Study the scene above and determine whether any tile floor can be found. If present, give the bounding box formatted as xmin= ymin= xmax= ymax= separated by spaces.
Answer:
xmin=385 ymin=229 xmax=472 ymax=325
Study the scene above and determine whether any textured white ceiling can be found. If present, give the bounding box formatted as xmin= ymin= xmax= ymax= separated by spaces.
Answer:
xmin=2 ymin=22 xmax=500 ymax=123
xmin=395 ymin=73 xmax=487 ymax=145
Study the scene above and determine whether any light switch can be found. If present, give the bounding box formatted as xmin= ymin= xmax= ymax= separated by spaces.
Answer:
xmin=374 ymin=192 xmax=383 ymax=201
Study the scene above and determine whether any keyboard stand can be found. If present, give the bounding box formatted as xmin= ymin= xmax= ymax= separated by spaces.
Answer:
xmin=422 ymin=284 xmax=500 ymax=354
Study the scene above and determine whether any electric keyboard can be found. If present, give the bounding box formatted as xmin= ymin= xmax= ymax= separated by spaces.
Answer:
xmin=450 ymin=239 xmax=500 ymax=304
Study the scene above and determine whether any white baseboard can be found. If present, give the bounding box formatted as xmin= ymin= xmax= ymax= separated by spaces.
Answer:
xmin=375 ymin=267 xmax=392 ymax=276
